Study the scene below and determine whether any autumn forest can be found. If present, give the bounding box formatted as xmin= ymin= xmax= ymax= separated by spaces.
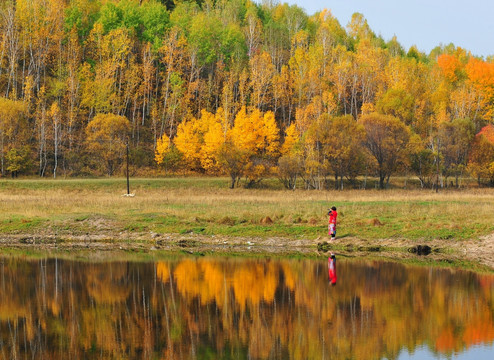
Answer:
xmin=1 ymin=0 xmax=494 ymax=189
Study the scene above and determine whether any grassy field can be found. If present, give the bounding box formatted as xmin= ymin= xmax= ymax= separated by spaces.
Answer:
xmin=0 ymin=177 xmax=493 ymax=242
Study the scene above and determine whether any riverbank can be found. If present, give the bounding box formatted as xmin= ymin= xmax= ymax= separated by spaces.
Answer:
xmin=1 ymin=178 xmax=493 ymax=269
xmin=1 ymin=230 xmax=493 ymax=271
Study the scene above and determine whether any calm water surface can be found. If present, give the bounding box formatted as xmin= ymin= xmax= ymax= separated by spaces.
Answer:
xmin=0 ymin=255 xmax=493 ymax=359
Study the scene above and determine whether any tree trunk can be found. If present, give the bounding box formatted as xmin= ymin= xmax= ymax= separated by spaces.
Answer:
xmin=379 ymin=174 xmax=385 ymax=189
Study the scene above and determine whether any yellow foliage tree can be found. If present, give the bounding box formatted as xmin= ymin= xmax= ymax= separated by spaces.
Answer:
xmin=276 ymin=123 xmax=303 ymax=189
xmin=280 ymin=123 xmax=299 ymax=156
xmin=173 ymin=116 xmax=202 ymax=171
xmin=249 ymin=51 xmax=275 ymax=110
xmin=85 ymin=113 xmax=130 ymax=176
xmin=309 ymin=114 xmax=367 ymax=189
xmin=0 ymin=98 xmax=28 ymax=176
xmin=200 ymin=110 xmax=227 ymax=173
xmin=173 ymin=110 xmax=228 ymax=173
xmin=226 ymin=107 xmax=280 ymax=186
xmin=155 ymin=133 xmax=171 ymax=165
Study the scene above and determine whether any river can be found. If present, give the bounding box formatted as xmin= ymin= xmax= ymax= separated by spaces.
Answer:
xmin=0 ymin=255 xmax=493 ymax=359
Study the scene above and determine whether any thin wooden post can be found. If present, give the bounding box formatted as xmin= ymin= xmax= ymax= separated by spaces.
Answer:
xmin=126 ymin=142 xmax=130 ymax=195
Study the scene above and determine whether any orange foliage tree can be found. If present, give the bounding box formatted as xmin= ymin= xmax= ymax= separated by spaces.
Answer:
xmin=466 ymin=58 xmax=494 ymax=120
xmin=468 ymin=125 xmax=494 ymax=185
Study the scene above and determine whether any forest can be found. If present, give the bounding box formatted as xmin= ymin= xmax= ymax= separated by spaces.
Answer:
xmin=1 ymin=0 xmax=494 ymax=189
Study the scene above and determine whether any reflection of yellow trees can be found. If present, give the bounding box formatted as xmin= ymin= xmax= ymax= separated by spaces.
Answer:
xmin=1 ymin=257 xmax=494 ymax=359
xmin=232 ymin=262 xmax=277 ymax=310
xmin=280 ymin=262 xmax=296 ymax=291
xmin=0 ymin=300 xmax=29 ymax=322
xmin=174 ymin=259 xmax=226 ymax=306
xmin=156 ymin=261 xmax=170 ymax=283
xmin=248 ymin=315 xmax=273 ymax=359
xmin=173 ymin=259 xmax=278 ymax=311
xmin=0 ymin=298 xmax=35 ymax=343
xmin=80 ymin=307 xmax=119 ymax=353
xmin=86 ymin=264 xmax=130 ymax=304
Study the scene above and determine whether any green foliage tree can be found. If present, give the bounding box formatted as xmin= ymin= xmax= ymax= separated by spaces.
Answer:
xmin=140 ymin=0 xmax=170 ymax=46
xmin=188 ymin=12 xmax=246 ymax=68
xmin=65 ymin=0 xmax=101 ymax=40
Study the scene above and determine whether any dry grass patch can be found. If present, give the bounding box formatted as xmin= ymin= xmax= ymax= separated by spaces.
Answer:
xmin=0 ymin=179 xmax=493 ymax=241
xmin=218 ymin=216 xmax=236 ymax=226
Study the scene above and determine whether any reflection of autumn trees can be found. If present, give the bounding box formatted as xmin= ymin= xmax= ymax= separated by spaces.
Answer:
xmin=86 ymin=263 xmax=130 ymax=304
xmin=1 ymin=257 xmax=493 ymax=359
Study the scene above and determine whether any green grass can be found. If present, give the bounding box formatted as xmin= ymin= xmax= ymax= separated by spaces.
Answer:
xmin=0 ymin=216 xmax=45 ymax=232
xmin=0 ymin=177 xmax=493 ymax=241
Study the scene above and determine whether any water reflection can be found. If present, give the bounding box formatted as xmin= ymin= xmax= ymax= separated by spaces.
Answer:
xmin=0 ymin=256 xmax=493 ymax=359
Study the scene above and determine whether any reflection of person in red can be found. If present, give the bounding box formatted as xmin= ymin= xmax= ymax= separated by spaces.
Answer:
xmin=328 ymin=206 xmax=338 ymax=241
xmin=328 ymin=253 xmax=337 ymax=285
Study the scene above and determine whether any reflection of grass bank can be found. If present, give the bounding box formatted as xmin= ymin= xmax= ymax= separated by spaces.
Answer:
xmin=1 ymin=246 xmax=492 ymax=274
xmin=0 ymin=178 xmax=493 ymax=242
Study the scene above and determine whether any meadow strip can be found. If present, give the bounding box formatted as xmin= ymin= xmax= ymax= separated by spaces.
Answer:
xmin=0 ymin=178 xmax=493 ymax=241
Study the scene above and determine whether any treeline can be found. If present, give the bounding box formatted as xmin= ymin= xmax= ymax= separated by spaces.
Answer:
xmin=0 ymin=0 xmax=494 ymax=188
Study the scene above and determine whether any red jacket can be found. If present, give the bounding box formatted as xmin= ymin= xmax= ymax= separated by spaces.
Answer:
xmin=329 ymin=210 xmax=338 ymax=225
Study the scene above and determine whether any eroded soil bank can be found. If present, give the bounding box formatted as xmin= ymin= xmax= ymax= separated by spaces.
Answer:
xmin=1 ymin=231 xmax=493 ymax=271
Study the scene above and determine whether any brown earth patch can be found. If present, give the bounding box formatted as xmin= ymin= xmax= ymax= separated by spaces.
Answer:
xmin=260 ymin=216 xmax=273 ymax=224
xmin=370 ymin=218 xmax=383 ymax=226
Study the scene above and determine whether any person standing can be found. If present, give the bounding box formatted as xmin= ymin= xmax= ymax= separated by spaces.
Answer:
xmin=328 ymin=206 xmax=338 ymax=240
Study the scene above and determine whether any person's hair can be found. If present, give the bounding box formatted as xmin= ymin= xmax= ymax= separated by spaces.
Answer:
xmin=331 ymin=206 xmax=336 ymax=211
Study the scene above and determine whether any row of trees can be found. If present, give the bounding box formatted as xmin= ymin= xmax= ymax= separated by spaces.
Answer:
xmin=155 ymin=106 xmax=494 ymax=189
xmin=0 ymin=0 xmax=493 ymax=187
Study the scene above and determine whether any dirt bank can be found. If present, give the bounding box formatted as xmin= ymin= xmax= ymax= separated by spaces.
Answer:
xmin=1 ymin=231 xmax=493 ymax=270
